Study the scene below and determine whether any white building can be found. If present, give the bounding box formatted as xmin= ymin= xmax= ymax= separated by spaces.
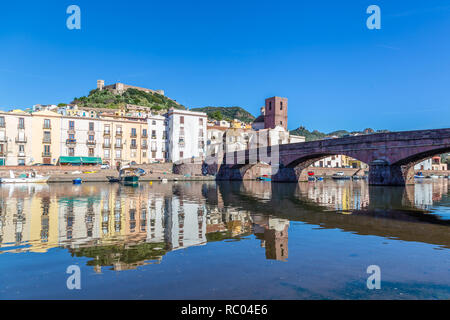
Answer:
xmin=414 ymin=159 xmax=432 ymax=171
xmin=147 ymin=114 xmax=167 ymax=162
xmin=0 ymin=110 xmax=33 ymax=166
xmin=166 ymin=108 xmax=207 ymax=163
xmin=59 ymin=117 xmax=103 ymax=161
xmin=313 ymin=155 xmax=343 ymax=168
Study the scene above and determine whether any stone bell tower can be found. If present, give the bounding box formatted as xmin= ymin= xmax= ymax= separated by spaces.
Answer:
xmin=264 ymin=96 xmax=288 ymax=130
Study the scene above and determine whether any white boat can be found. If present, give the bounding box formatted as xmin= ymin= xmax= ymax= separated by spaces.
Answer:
xmin=0 ymin=170 xmax=49 ymax=184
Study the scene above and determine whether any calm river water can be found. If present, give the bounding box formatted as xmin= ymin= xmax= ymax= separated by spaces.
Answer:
xmin=0 ymin=179 xmax=449 ymax=299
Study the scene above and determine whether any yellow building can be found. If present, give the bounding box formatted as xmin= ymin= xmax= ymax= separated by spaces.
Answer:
xmin=30 ymin=110 xmax=62 ymax=165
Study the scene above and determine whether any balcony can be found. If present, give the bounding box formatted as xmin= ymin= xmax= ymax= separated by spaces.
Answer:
xmin=151 ymin=135 xmax=157 ymax=140
xmin=103 ymin=143 xmax=111 ymax=149
xmin=103 ymin=131 xmax=111 ymax=136
xmin=141 ymin=144 xmax=148 ymax=149
xmin=86 ymin=140 xmax=96 ymax=146
xmin=179 ymin=141 xmax=185 ymax=148
xmin=115 ymin=144 xmax=123 ymax=149
xmin=42 ymin=152 xmax=51 ymax=157
xmin=17 ymin=125 xmax=25 ymax=130
xmin=67 ymin=128 xmax=75 ymax=134
xmin=88 ymin=130 xmax=95 ymax=136
xmin=115 ymin=131 xmax=123 ymax=137
xmin=18 ymin=152 xmax=26 ymax=157
xmin=15 ymin=137 xmax=27 ymax=143
xmin=43 ymin=125 xmax=52 ymax=129
xmin=142 ymin=133 xmax=148 ymax=138
xmin=130 ymin=144 xmax=137 ymax=149
xmin=130 ymin=133 xmax=137 ymax=138
xmin=0 ymin=151 xmax=6 ymax=157
xmin=66 ymin=139 xmax=77 ymax=145
xmin=42 ymin=139 xmax=52 ymax=144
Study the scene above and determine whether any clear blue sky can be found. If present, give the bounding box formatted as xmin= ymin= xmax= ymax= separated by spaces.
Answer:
xmin=0 ymin=0 xmax=449 ymax=133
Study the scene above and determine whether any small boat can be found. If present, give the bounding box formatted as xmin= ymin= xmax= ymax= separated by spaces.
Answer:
xmin=430 ymin=175 xmax=439 ymax=179
xmin=73 ymin=178 xmax=82 ymax=185
xmin=414 ymin=172 xmax=425 ymax=179
xmin=315 ymin=176 xmax=324 ymax=181
xmin=257 ymin=175 xmax=271 ymax=182
xmin=332 ymin=172 xmax=351 ymax=180
xmin=106 ymin=176 xmax=121 ymax=183
xmin=120 ymin=166 xmax=139 ymax=186
xmin=0 ymin=170 xmax=49 ymax=184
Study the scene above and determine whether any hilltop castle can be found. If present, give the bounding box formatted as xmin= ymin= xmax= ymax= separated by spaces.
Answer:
xmin=96 ymin=80 xmax=165 ymax=96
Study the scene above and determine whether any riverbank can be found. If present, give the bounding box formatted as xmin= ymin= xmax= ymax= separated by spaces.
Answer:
xmin=0 ymin=164 xmax=449 ymax=183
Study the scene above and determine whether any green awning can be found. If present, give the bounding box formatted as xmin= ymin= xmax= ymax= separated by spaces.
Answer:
xmin=59 ymin=156 xmax=102 ymax=164
xmin=81 ymin=157 xmax=102 ymax=164
xmin=59 ymin=156 xmax=82 ymax=164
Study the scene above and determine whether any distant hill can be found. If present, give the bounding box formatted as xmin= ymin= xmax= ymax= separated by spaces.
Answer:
xmin=191 ymin=106 xmax=255 ymax=123
xmin=71 ymin=88 xmax=185 ymax=111
xmin=290 ymin=126 xmax=390 ymax=141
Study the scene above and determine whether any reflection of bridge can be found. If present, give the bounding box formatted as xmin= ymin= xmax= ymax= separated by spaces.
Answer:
xmin=216 ymin=181 xmax=450 ymax=249
xmin=213 ymin=128 xmax=450 ymax=185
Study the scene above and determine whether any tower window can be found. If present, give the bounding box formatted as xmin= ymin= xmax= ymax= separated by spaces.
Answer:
xmin=280 ymin=102 xmax=283 ymax=110
xmin=269 ymin=102 xmax=272 ymax=110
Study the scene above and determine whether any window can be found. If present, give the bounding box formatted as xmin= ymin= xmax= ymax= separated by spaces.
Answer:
xmin=116 ymin=138 xmax=122 ymax=146
xmin=68 ymin=148 xmax=75 ymax=156
xmin=0 ymin=117 xmax=5 ymax=128
xmin=88 ymin=148 xmax=94 ymax=156
xmin=69 ymin=134 xmax=75 ymax=140
xmin=131 ymin=128 xmax=137 ymax=137
xmin=179 ymin=151 xmax=183 ymax=159
xmin=131 ymin=139 xmax=137 ymax=147
xmin=104 ymin=149 xmax=110 ymax=158
xmin=43 ymin=131 xmax=51 ymax=142
xmin=280 ymin=101 xmax=283 ymax=110
xmin=162 ymin=131 xmax=167 ymax=140
xmin=152 ymin=151 xmax=156 ymax=158
xmin=19 ymin=145 xmax=25 ymax=152
xmin=142 ymin=129 xmax=147 ymax=137
xmin=152 ymin=130 xmax=156 ymax=139
xmin=151 ymin=141 xmax=157 ymax=151
xmin=18 ymin=159 xmax=25 ymax=166
xmin=199 ymin=118 xmax=203 ymax=125
xmin=104 ymin=125 xmax=110 ymax=134
xmin=269 ymin=102 xmax=272 ymax=111
xmin=115 ymin=150 xmax=122 ymax=158
xmin=44 ymin=145 xmax=51 ymax=154
xmin=88 ymin=135 xmax=94 ymax=141
xmin=18 ymin=118 xmax=25 ymax=129
xmin=69 ymin=121 xmax=75 ymax=129
xmin=44 ymin=119 xmax=51 ymax=129
xmin=152 ymin=120 xmax=156 ymax=125
xmin=89 ymin=122 xmax=94 ymax=131
xmin=180 ymin=116 xmax=184 ymax=124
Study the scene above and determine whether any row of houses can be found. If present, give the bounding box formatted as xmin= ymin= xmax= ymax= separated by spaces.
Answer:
xmin=0 ymin=107 xmax=207 ymax=167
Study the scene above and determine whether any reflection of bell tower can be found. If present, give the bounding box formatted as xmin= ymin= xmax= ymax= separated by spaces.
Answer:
xmin=263 ymin=224 xmax=289 ymax=261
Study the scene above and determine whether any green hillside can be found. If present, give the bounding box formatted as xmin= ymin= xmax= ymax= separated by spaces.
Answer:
xmin=71 ymin=88 xmax=185 ymax=111
xmin=290 ymin=126 xmax=389 ymax=141
xmin=191 ymin=106 xmax=255 ymax=123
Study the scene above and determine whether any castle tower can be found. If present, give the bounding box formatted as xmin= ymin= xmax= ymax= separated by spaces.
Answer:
xmin=97 ymin=80 xmax=105 ymax=91
xmin=264 ymin=96 xmax=287 ymax=130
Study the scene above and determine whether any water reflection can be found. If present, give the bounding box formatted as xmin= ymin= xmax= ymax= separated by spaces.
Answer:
xmin=0 ymin=179 xmax=449 ymax=273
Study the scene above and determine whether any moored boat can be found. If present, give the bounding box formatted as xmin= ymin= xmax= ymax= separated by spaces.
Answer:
xmin=332 ymin=172 xmax=351 ymax=180
xmin=0 ymin=170 xmax=49 ymax=184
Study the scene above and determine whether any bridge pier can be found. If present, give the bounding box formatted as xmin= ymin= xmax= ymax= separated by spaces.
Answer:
xmin=368 ymin=160 xmax=414 ymax=186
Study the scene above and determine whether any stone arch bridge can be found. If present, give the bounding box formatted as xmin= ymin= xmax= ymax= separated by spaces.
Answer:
xmin=211 ymin=128 xmax=450 ymax=185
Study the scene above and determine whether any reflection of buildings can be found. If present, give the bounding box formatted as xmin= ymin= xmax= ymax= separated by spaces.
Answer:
xmin=300 ymin=181 xmax=370 ymax=211
xmin=0 ymin=183 xmax=291 ymax=269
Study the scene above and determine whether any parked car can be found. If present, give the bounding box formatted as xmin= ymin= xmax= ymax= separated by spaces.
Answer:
xmin=100 ymin=164 xmax=110 ymax=169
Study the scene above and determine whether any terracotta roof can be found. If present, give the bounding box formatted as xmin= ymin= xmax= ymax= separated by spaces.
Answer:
xmin=253 ymin=115 xmax=264 ymax=123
